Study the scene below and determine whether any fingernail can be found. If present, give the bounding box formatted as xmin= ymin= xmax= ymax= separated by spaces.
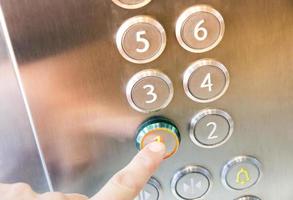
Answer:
xmin=148 ymin=142 xmax=166 ymax=155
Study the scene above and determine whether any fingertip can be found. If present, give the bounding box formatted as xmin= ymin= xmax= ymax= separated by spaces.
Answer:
xmin=147 ymin=142 xmax=166 ymax=157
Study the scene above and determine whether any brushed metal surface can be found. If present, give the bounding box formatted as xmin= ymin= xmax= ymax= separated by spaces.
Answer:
xmin=0 ymin=0 xmax=293 ymax=199
xmin=0 ymin=7 xmax=50 ymax=192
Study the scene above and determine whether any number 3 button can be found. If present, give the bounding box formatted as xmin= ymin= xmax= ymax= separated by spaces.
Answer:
xmin=190 ymin=109 xmax=234 ymax=148
xmin=176 ymin=5 xmax=225 ymax=53
xmin=183 ymin=59 xmax=230 ymax=103
xmin=116 ymin=16 xmax=167 ymax=64
xmin=126 ymin=69 xmax=174 ymax=113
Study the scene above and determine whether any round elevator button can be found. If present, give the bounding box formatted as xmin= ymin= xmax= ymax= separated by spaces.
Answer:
xmin=183 ymin=59 xmax=230 ymax=103
xmin=221 ymin=156 xmax=262 ymax=191
xmin=190 ymin=109 xmax=234 ymax=148
xmin=135 ymin=177 xmax=162 ymax=200
xmin=126 ymin=69 xmax=173 ymax=113
xmin=112 ymin=0 xmax=152 ymax=9
xmin=176 ymin=5 xmax=225 ymax=53
xmin=116 ymin=16 xmax=166 ymax=64
xmin=171 ymin=166 xmax=212 ymax=200
xmin=135 ymin=116 xmax=180 ymax=159
xmin=236 ymin=196 xmax=261 ymax=200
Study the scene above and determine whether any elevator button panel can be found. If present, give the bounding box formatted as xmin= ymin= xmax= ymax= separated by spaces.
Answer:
xmin=190 ymin=109 xmax=234 ymax=148
xmin=112 ymin=0 xmax=152 ymax=9
xmin=126 ymin=69 xmax=173 ymax=113
xmin=135 ymin=117 xmax=180 ymax=159
xmin=183 ymin=59 xmax=230 ymax=103
xmin=221 ymin=156 xmax=262 ymax=191
xmin=113 ymin=3 xmax=267 ymax=199
xmin=136 ymin=177 xmax=162 ymax=200
xmin=176 ymin=5 xmax=225 ymax=53
xmin=171 ymin=166 xmax=212 ymax=200
xmin=116 ymin=16 xmax=166 ymax=64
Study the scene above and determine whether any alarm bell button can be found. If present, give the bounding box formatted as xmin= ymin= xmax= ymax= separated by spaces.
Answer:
xmin=135 ymin=116 xmax=181 ymax=159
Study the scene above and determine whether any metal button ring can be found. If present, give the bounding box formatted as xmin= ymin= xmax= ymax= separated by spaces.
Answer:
xmin=126 ymin=69 xmax=173 ymax=113
xmin=135 ymin=177 xmax=162 ymax=200
xmin=190 ymin=109 xmax=234 ymax=148
xmin=112 ymin=0 xmax=152 ymax=9
xmin=221 ymin=156 xmax=262 ymax=191
xmin=116 ymin=16 xmax=166 ymax=64
xmin=176 ymin=5 xmax=225 ymax=53
xmin=171 ymin=166 xmax=212 ymax=200
xmin=183 ymin=59 xmax=230 ymax=103
xmin=235 ymin=196 xmax=261 ymax=200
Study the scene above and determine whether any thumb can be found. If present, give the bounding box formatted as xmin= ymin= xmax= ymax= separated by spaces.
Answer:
xmin=91 ymin=142 xmax=166 ymax=200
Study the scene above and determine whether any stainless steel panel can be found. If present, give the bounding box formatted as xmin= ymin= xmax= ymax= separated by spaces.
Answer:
xmin=0 ymin=0 xmax=293 ymax=199
xmin=0 ymin=7 xmax=50 ymax=192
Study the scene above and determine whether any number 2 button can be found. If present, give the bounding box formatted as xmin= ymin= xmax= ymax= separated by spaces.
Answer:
xmin=126 ymin=69 xmax=174 ymax=113
xmin=183 ymin=59 xmax=230 ymax=103
xmin=190 ymin=109 xmax=234 ymax=148
xmin=176 ymin=5 xmax=225 ymax=53
xmin=116 ymin=16 xmax=167 ymax=64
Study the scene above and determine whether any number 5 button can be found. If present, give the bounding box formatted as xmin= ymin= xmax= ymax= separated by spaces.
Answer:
xmin=116 ymin=16 xmax=167 ymax=64
xmin=126 ymin=69 xmax=174 ymax=113
xmin=183 ymin=59 xmax=230 ymax=103
xmin=176 ymin=5 xmax=225 ymax=53
xmin=190 ymin=109 xmax=234 ymax=148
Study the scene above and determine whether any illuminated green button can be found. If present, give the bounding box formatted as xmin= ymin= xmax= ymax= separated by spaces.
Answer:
xmin=135 ymin=117 xmax=181 ymax=159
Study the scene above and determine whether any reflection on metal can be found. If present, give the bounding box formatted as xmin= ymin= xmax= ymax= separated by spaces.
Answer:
xmin=0 ymin=6 xmax=50 ymax=192
xmin=0 ymin=0 xmax=293 ymax=199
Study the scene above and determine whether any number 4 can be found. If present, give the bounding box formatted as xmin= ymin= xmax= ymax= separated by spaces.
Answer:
xmin=200 ymin=73 xmax=213 ymax=92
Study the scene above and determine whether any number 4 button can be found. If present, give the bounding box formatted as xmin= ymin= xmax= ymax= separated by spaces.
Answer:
xmin=183 ymin=59 xmax=230 ymax=103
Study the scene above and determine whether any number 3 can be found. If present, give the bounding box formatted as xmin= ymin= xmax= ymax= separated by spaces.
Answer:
xmin=136 ymin=31 xmax=150 ymax=53
xmin=143 ymin=84 xmax=157 ymax=104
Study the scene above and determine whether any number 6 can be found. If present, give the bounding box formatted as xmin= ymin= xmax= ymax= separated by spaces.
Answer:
xmin=194 ymin=19 xmax=208 ymax=41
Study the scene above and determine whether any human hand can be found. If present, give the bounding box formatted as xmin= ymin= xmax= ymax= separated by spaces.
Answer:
xmin=0 ymin=142 xmax=166 ymax=200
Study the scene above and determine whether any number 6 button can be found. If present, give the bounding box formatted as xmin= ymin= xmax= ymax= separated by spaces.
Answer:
xmin=190 ymin=109 xmax=234 ymax=148
xmin=183 ymin=59 xmax=230 ymax=103
xmin=176 ymin=5 xmax=225 ymax=53
xmin=116 ymin=16 xmax=167 ymax=64
xmin=126 ymin=69 xmax=174 ymax=113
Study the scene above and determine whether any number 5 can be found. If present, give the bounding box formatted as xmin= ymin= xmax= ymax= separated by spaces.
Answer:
xmin=136 ymin=31 xmax=150 ymax=53
xmin=194 ymin=19 xmax=208 ymax=41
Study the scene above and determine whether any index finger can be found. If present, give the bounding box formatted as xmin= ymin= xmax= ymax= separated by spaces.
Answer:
xmin=91 ymin=142 xmax=165 ymax=200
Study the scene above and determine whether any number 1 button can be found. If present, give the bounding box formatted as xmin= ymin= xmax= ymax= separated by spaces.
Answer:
xmin=190 ymin=109 xmax=234 ymax=148
xmin=116 ymin=16 xmax=167 ymax=64
xmin=126 ymin=69 xmax=174 ymax=113
xmin=176 ymin=5 xmax=225 ymax=53
xmin=183 ymin=59 xmax=230 ymax=103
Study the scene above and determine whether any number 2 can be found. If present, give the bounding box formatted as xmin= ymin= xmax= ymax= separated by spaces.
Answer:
xmin=200 ymin=73 xmax=213 ymax=92
xmin=207 ymin=122 xmax=218 ymax=140
xmin=143 ymin=84 xmax=157 ymax=104
xmin=136 ymin=31 xmax=150 ymax=53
